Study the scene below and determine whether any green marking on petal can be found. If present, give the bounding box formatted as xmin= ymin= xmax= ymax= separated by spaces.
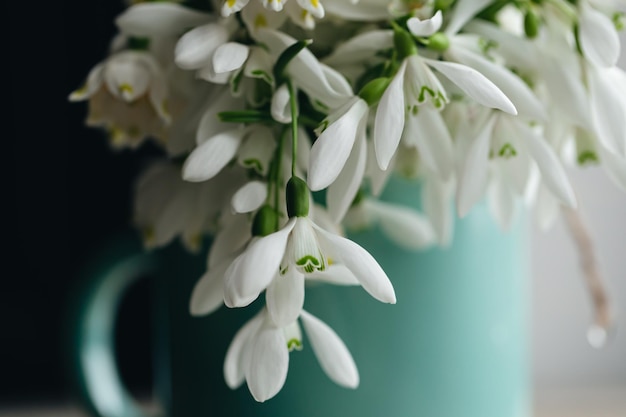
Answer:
xmin=498 ymin=143 xmax=517 ymax=159
xmin=243 ymin=158 xmax=263 ymax=172
xmin=614 ymin=12 xmax=625 ymax=31
xmin=417 ymin=85 xmax=446 ymax=109
xmin=478 ymin=38 xmax=498 ymax=59
xmin=287 ymin=338 xmax=303 ymax=351
xmin=577 ymin=151 xmax=599 ymax=166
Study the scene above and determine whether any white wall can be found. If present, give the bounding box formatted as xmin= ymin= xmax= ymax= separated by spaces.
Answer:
xmin=531 ymin=32 xmax=626 ymax=386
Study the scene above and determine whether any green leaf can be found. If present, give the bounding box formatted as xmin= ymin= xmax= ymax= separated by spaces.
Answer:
xmin=273 ymin=39 xmax=312 ymax=86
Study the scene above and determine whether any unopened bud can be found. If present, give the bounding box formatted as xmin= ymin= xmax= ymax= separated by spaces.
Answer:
xmin=286 ymin=176 xmax=310 ymax=218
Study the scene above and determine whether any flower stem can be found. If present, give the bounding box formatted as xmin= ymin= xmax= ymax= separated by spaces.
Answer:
xmin=562 ymin=205 xmax=613 ymax=348
xmin=288 ymin=80 xmax=298 ymax=177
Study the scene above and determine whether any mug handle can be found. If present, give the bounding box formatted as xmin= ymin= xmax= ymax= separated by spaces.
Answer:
xmin=69 ymin=235 xmax=159 ymax=417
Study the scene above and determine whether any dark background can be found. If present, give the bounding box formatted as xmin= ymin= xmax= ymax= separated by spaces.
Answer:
xmin=8 ymin=0 xmax=156 ymax=406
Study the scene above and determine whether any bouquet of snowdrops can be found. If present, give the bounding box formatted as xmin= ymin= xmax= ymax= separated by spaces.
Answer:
xmin=70 ymin=0 xmax=625 ymax=402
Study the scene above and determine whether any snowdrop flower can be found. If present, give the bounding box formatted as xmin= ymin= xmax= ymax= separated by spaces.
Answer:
xmin=373 ymin=11 xmax=518 ymax=172
xmin=224 ymin=308 xmax=358 ymax=402
xmin=133 ymin=161 xmax=247 ymax=251
xmin=222 ymin=0 xmax=324 ymax=27
xmin=69 ymin=50 xmax=170 ymax=148
xmin=224 ymin=177 xmax=396 ymax=312
xmin=183 ymin=124 xmax=277 ymax=182
xmin=175 ymin=21 xmax=249 ymax=84
xmin=190 ymin=212 xmax=253 ymax=316
xmin=309 ymin=97 xmax=369 ymax=192
xmin=577 ymin=0 xmax=622 ymax=67
xmin=345 ymin=197 xmax=436 ymax=250
xmin=252 ymin=29 xmax=354 ymax=112
xmin=456 ymin=112 xmax=577 ymax=219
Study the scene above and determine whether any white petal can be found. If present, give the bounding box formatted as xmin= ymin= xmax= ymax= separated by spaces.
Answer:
xmin=445 ymin=0 xmax=493 ymax=36
xmin=374 ymin=61 xmax=407 ymax=170
xmin=307 ymin=264 xmax=360 ymax=285
xmin=69 ymin=63 xmax=104 ymax=101
xmin=327 ymin=132 xmax=367 ymax=223
xmin=271 ymin=83 xmax=292 ymax=123
xmin=148 ymin=67 xmax=171 ymax=124
xmin=308 ymin=98 xmax=368 ymax=190
xmin=456 ymin=115 xmax=496 ymax=217
xmin=227 ymin=220 xmax=296 ymax=306
xmin=104 ymin=52 xmax=151 ymax=102
xmin=208 ymin=216 xmax=251 ymax=269
xmin=246 ymin=320 xmax=289 ymax=402
xmin=213 ymin=42 xmax=250 ymax=74
xmin=588 ymin=66 xmax=626 ymax=156
xmin=539 ymin=48 xmax=592 ymax=130
xmin=189 ymin=258 xmax=231 ymax=316
xmin=365 ymin=199 xmax=435 ymax=250
xmin=224 ymin=311 xmax=264 ymax=389
xmin=196 ymin=87 xmax=243 ymax=144
xmin=241 ymin=0 xmax=287 ymax=31
xmin=300 ymin=310 xmax=359 ymax=388
xmin=579 ymin=1 xmax=621 ymax=67
xmin=323 ymin=1 xmax=388 ymax=21
xmin=488 ymin=173 xmax=517 ymax=231
xmin=222 ymin=0 xmax=250 ymax=17
xmin=232 ymin=181 xmax=268 ymax=214
xmin=599 ymin=146 xmax=626 ymax=192
xmin=447 ymin=44 xmax=545 ymax=121
xmin=253 ymin=29 xmax=351 ymax=110
xmin=266 ymin=268 xmax=305 ymax=327
xmin=366 ymin=138 xmax=393 ymax=196
xmin=403 ymin=106 xmax=454 ymax=180
xmin=324 ymin=30 xmax=393 ymax=67
xmin=422 ymin=176 xmax=454 ymax=247
xmin=297 ymin=0 xmax=324 ymax=18
xmin=175 ymin=24 xmax=230 ymax=70
xmin=237 ymin=126 xmax=277 ymax=175
xmin=424 ymin=59 xmax=517 ymax=115
xmin=518 ymin=121 xmax=577 ymax=208
xmin=407 ymin=10 xmax=442 ymax=37
xmin=115 ymin=3 xmax=212 ymax=38
xmin=244 ymin=47 xmax=274 ymax=84
xmin=183 ymin=128 xmax=245 ymax=182
xmin=313 ymin=225 xmax=396 ymax=304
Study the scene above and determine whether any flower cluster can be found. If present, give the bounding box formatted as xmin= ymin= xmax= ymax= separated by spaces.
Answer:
xmin=71 ymin=0 xmax=626 ymax=402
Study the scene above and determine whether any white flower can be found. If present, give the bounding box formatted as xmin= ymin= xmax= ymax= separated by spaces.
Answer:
xmin=69 ymin=50 xmax=171 ymax=148
xmin=222 ymin=0 xmax=325 ymax=28
xmin=175 ymin=21 xmax=249 ymax=84
xmin=345 ymin=197 xmax=436 ymax=251
xmin=223 ymin=214 xmax=396 ymax=311
xmin=456 ymin=112 xmax=577 ymax=218
xmin=224 ymin=308 xmax=359 ymax=402
xmin=183 ymin=124 xmax=277 ymax=182
xmin=189 ymin=211 xmax=253 ymax=316
xmin=133 ymin=161 xmax=246 ymax=251
xmin=578 ymin=0 xmax=621 ymax=67
xmin=309 ymin=97 xmax=369 ymax=191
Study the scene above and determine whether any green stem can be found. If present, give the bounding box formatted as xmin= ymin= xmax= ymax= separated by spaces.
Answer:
xmin=274 ymin=128 xmax=288 ymax=230
xmin=288 ymin=80 xmax=298 ymax=177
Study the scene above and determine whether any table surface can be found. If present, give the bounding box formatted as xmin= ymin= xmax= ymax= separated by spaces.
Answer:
xmin=2 ymin=385 xmax=625 ymax=417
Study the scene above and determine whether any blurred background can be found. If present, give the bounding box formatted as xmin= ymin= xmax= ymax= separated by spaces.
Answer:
xmin=7 ymin=0 xmax=626 ymax=415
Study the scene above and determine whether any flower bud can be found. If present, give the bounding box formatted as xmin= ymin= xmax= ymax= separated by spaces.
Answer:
xmin=394 ymin=29 xmax=418 ymax=60
xmin=252 ymin=205 xmax=278 ymax=237
xmin=358 ymin=77 xmax=391 ymax=106
xmin=524 ymin=10 xmax=540 ymax=39
xmin=427 ymin=32 xmax=449 ymax=52
xmin=286 ymin=176 xmax=310 ymax=218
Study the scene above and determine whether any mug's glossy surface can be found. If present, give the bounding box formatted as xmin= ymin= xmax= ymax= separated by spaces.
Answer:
xmin=75 ymin=176 xmax=530 ymax=417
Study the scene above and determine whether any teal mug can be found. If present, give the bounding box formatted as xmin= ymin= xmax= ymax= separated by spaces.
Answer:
xmin=71 ymin=176 xmax=531 ymax=417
